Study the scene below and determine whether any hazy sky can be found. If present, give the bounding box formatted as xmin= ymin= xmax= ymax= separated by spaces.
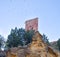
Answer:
xmin=0 ymin=0 xmax=60 ymax=42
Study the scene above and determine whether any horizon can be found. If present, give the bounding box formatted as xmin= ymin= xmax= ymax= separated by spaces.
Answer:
xmin=0 ymin=0 xmax=60 ymax=42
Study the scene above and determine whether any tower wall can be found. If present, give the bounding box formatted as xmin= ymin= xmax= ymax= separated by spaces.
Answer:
xmin=25 ymin=17 xmax=38 ymax=31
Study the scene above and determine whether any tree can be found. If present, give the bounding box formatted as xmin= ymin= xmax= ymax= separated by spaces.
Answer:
xmin=57 ymin=38 xmax=60 ymax=51
xmin=0 ymin=35 xmax=4 ymax=50
xmin=6 ymin=27 xmax=35 ymax=48
xmin=42 ymin=34 xmax=50 ymax=45
xmin=24 ymin=30 xmax=35 ymax=45
xmin=6 ymin=27 xmax=26 ymax=48
xmin=18 ymin=28 xmax=26 ymax=46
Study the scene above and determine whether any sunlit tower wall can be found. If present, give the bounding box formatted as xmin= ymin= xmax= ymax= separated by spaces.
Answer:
xmin=25 ymin=17 xmax=38 ymax=32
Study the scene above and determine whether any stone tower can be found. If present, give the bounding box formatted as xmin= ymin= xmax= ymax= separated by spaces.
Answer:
xmin=25 ymin=17 xmax=38 ymax=32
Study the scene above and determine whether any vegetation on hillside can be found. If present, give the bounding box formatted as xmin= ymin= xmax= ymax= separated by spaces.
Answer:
xmin=50 ymin=38 xmax=60 ymax=51
xmin=5 ymin=27 xmax=49 ymax=49
xmin=42 ymin=34 xmax=50 ymax=45
xmin=57 ymin=38 xmax=60 ymax=51
xmin=6 ymin=27 xmax=34 ymax=48
xmin=0 ymin=35 xmax=5 ymax=50
xmin=0 ymin=27 xmax=60 ymax=51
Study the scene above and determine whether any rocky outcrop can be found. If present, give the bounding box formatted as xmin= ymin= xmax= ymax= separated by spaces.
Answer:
xmin=6 ymin=31 xmax=59 ymax=57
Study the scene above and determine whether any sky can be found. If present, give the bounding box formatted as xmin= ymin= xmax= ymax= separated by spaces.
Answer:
xmin=0 ymin=0 xmax=60 ymax=42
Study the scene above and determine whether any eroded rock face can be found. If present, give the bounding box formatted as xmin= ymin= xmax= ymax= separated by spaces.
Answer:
xmin=6 ymin=31 xmax=59 ymax=57
xmin=26 ymin=32 xmax=47 ymax=57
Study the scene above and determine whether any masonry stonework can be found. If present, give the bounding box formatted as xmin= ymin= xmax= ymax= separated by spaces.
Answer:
xmin=25 ymin=17 xmax=38 ymax=31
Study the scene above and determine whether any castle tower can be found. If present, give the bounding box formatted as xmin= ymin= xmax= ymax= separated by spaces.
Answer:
xmin=25 ymin=17 xmax=38 ymax=32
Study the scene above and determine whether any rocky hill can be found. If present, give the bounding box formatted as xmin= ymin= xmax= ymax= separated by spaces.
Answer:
xmin=6 ymin=31 xmax=60 ymax=57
